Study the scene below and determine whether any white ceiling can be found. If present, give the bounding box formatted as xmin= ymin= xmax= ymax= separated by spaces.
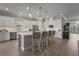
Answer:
xmin=0 ymin=3 xmax=79 ymax=18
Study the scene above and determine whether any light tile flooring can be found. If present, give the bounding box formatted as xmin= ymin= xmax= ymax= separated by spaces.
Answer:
xmin=0 ymin=34 xmax=79 ymax=56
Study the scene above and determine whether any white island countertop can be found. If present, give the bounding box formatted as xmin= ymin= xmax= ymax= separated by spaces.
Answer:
xmin=18 ymin=31 xmax=32 ymax=35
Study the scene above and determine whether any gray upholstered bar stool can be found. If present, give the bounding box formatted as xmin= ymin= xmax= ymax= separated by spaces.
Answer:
xmin=48 ymin=31 xmax=54 ymax=45
xmin=32 ymin=32 xmax=41 ymax=54
xmin=41 ymin=31 xmax=48 ymax=48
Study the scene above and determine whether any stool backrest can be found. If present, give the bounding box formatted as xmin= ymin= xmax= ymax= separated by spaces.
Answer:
xmin=53 ymin=31 xmax=55 ymax=35
xmin=42 ymin=31 xmax=48 ymax=39
xmin=32 ymin=32 xmax=41 ymax=41
xmin=48 ymin=31 xmax=53 ymax=37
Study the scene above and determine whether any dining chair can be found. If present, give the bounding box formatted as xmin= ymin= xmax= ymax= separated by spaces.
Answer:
xmin=32 ymin=31 xmax=41 ymax=54
xmin=41 ymin=31 xmax=48 ymax=48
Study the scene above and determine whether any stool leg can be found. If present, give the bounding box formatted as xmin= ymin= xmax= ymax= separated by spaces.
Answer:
xmin=49 ymin=37 xmax=52 ymax=45
xmin=32 ymin=42 xmax=34 ymax=54
xmin=41 ymin=40 xmax=44 ymax=48
xmin=46 ymin=39 xmax=48 ymax=48
xmin=38 ymin=42 xmax=41 ymax=53
xmin=51 ymin=39 xmax=52 ymax=45
xmin=50 ymin=37 xmax=52 ymax=45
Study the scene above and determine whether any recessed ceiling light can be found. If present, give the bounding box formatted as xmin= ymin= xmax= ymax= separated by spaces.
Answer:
xmin=19 ymin=12 xmax=23 ymax=15
xmin=26 ymin=7 xmax=29 ymax=10
xmin=29 ymin=13 xmax=32 ymax=17
xmin=46 ymin=16 xmax=48 ymax=18
xmin=5 ymin=8 xmax=8 ymax=11
xmin=39 ymin=16 xmax=42 ymax=19
xmin=76 ymin=21 xmax=79 ymax=24
xmin=37 ymin=11 xmax=39 ymax=15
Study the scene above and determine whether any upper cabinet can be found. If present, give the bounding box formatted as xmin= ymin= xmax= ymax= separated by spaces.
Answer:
xmin=0 ymin=16 xmax=16 ymax=28
xmin=23 ymin=20 xmax=36 ymax=28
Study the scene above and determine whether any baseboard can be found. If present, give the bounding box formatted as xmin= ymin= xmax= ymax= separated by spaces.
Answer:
xmin=10 ymin=38 xmax=17 ymax=40
xmin=54 ymin=36 xmax=62 ymax=40
xmin=0 ymin=40 xmax=10 ymax=43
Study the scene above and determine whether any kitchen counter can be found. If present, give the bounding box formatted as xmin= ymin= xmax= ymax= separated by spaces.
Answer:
xmin=18 ymin=32 xmax=32 ymax=35
xmin=18 ymin=30 xmax=56 ymax=51
xmin=0 ymin=32 xmax=10 ymax=41
xmin=0 ymin=32 xmax=17 ymax=41
xmin=18 ymin=31 xmax=51 ymax=51
xmin=18 ymin=32 xmax=32 ymax=51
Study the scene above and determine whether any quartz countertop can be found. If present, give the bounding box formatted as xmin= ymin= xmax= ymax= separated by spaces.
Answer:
xmin=18 ymin=31 xmax=32 ymax=35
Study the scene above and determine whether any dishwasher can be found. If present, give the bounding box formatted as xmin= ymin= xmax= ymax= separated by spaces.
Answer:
xmin=10 ymin=32 xmax=17 ymax=40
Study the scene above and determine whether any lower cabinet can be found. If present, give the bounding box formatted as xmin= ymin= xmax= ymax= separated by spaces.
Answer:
xmin=10 ymin=32 xmax=17 ymax=40
xmin=0 ymin=32 xmax=10 ymax=41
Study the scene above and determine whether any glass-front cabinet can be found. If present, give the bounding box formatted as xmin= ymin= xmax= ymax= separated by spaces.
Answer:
xmin=70 ymin=23 xmax=79 ymax=34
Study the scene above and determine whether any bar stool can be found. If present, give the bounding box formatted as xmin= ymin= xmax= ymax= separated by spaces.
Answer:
xmin=53 ymin=31 xmax=55 ymax=37
xmin=32 ymin=32 xmax=41 ymax=54
xmin=48 ymin=31 xmax=54 ymax=45
xmin=41 ymin=31 xmax=48 ymax=48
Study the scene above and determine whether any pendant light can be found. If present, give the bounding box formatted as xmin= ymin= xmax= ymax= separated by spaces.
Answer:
xmin=39 ymin=7 xmax=42 ymax=19
xmin=26 ymin=4 xmax=32 ymax=18
xmin=45 ymin=10 xmax=49 ymax=19
xmin=26 ymin=6 xmax=29 ymax=10
xmin=29 ymin=11 xmax=32 ymax=17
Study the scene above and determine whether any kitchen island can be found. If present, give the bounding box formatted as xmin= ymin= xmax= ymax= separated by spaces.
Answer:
xmin=18 ymin=28 xmax=61 ymax=51
xmin=18 ymin=32 xmax=32 ymax=51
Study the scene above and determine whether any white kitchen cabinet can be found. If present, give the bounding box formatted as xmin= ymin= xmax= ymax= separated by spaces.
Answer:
xmin=0 ymin=16 xmax=16 ymax=28
xmin=0 ymin=32 xmax=10 ymax=41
